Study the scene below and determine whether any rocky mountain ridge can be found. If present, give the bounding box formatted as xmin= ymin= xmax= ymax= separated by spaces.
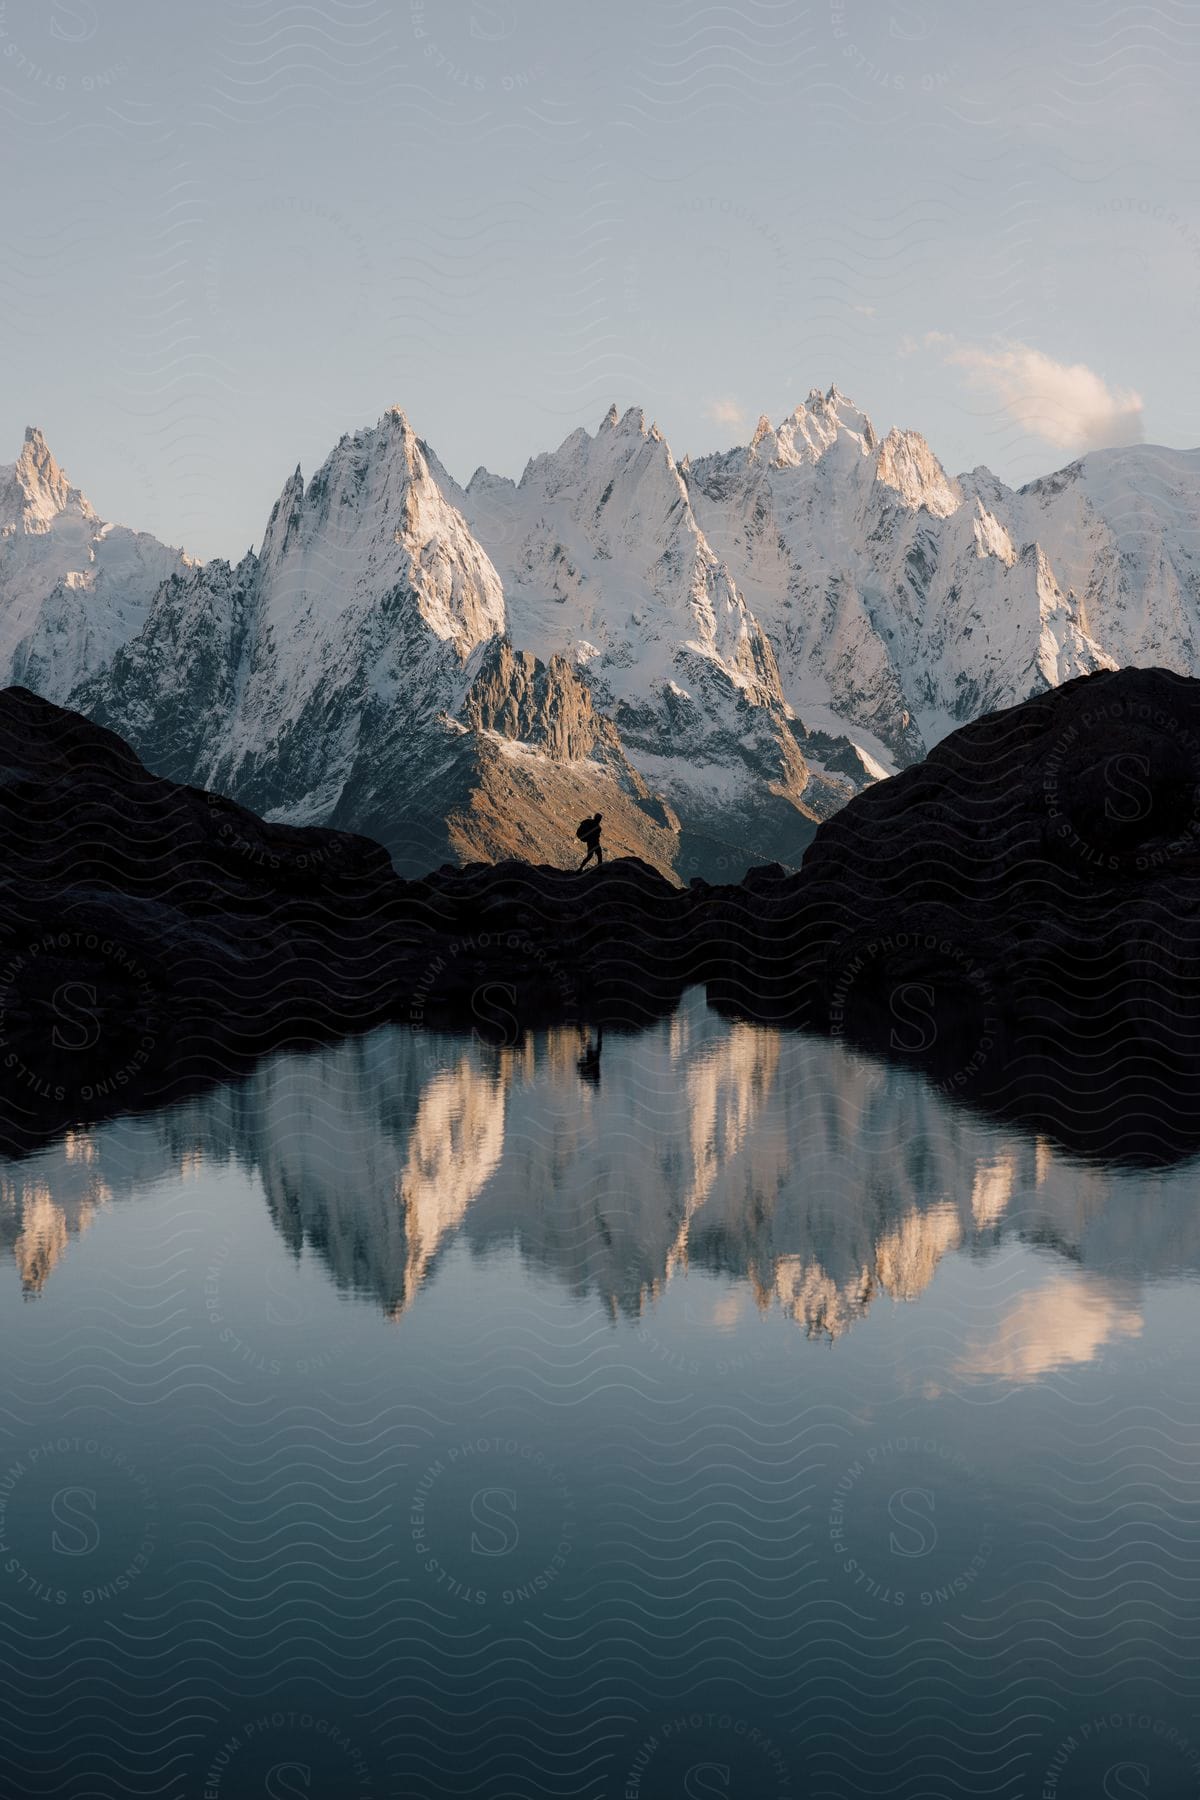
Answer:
xmin=3 ymin=396 xmax=1199 ymax=878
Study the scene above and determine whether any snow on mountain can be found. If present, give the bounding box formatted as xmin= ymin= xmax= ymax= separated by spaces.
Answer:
xmin=0 ymin=427 xmax=189 ymax=705
xmin=686 ymin=385 xmax=1110 ymax=761
xmin=9 ymin=395 xmax=1200 ymax=881
xmin=0 ymin=426 xmax=84 ymax=530
xmin=78 ymin=552 xmax=258 ymax=789
xmin=436 ymin=402 xmax=872 ymax=871
xmin=453 ymin=403 xmax=786 ymax=723
xmin=79 ymin=410 xmax=682 ymax=875
xmin=1010 ymin=445 xmax=1200 ymax=672
xmin=208 ymin=406 xmax=506 ymax=824
xmin=87 ymin=409 xmax=502 ymax=870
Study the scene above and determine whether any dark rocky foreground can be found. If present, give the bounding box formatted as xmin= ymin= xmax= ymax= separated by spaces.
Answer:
xmin=2 ymin=667 xmax=1200 ymax=1163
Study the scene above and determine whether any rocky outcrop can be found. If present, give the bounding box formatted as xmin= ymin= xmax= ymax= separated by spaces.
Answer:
xmin=711 ymin=664 xmax=1200 ymax=1162
xmin=323 ymin=635 xmax=682 ymax=875
xmin=463 ymin=641 xmax=606 ymax=758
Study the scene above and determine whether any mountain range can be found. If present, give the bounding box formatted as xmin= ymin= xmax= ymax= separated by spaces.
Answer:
xmin=3 ymin=392 xmax=1199 ymax=877
xmin=2 ymin=988 xmax=1187 ymax=1379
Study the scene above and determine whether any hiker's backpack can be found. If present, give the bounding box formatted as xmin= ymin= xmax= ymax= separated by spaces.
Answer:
xmin=575 ymin=817 xmax=593 ymax=842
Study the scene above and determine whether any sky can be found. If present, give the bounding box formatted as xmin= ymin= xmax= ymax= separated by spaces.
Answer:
xmin=3 ymin=0 xmax=1199 ymax=562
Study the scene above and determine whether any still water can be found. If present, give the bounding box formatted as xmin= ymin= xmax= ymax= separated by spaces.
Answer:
xmin=1 ymin=987 xmax=1199 ymax=1798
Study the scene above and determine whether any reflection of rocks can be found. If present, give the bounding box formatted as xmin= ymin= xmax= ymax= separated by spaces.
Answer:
xmin=5 ymin=994 xmax=1200 ymax=1373
xmin=0 ymin=1132 xmax=113 ymax=1295
xmin=13 ymin=1190 xmax=72 ymax=1295
xmin=470 ymin=997 xmax=786 ymax=1317
xmin=397 ymin=1055 xmax=509 ymax=1308
xmin=874 ymin=1201 xmax=962 ymax=1303
xmin=971 ymin=1152 xmax=1018 ymax=1229
xmin=235 ymin=1032 xmax=511 ymax=1319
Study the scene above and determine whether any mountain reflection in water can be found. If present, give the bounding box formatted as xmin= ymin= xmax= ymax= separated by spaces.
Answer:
xmin=5 ymin=985 xmax=1200 ymax=1800
xmin=3 ymin=987 xmax=1195 ymax=1375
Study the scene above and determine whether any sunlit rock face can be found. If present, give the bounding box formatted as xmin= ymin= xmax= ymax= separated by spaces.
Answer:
xmin=5 ymin=994 xmax=1198 ymax=1377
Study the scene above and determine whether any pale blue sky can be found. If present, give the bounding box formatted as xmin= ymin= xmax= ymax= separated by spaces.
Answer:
xmin=3 ymin=0 xmax=1198 ymax=560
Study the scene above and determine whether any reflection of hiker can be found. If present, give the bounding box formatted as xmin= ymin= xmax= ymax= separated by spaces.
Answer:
xmin=576 ymin=812 xmax=604 ymax=869
xmin=577 ymin=1025 xmax=603 ymax=1085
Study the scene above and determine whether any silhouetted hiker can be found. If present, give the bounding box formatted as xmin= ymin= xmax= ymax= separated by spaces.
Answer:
xmin=576 ymin=812 xmax=603 ymax=869
xmin=577 ymin=1025 xmax=603 ymax=1085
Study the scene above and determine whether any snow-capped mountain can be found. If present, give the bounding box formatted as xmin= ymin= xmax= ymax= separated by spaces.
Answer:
xmin=685 ymin=386 xmax=1107 ymax=762
xmin=1008 ymin=447 xmax=1200 ymax=676
xmin=102 ymin=409 xmax=506 ymax=828
xmin=4 ymin=393 xmax=1200 ymax=880
xmin=0 ymin=427 xmax=189 ymax=707
xmin=438 ymin=403 xmax=870 ymax=870
xmin=75 ymin=410 xmax=687 ymax=875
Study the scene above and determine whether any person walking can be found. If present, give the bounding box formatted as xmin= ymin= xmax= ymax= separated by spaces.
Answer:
xmin=576 ymin=812 xmax=604 ymax=869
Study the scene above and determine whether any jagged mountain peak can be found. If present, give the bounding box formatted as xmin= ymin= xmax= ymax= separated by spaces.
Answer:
xmin=958 ymin=464 xmax=1014 ymax=510
xmin=733 ymin=389 xmax=879 ymax=470
xmin=719 ymin=397 xmax=953 ymax=514
xmin=515 ymin=404 xmax=683 ymax=505
xmin=250 ymin=409 xmax=506 ymax=663
xmin=435 ymin=392 xmax=858 ymax=871
xmin=592 ymin=403 xmax=662 ymax=444
xmin=874 ymin=426 xmax=961 ymax=517
xmin=464 ymin=464 xmax=516 ymax=501
xmin=800 ymin=385 xmax=878 ymax=452
xmin=355 ymin=404 xmax=424 ymax=466
xmin=264 ymin=407 xmax=469 ymax=556
xmin=303 ymin=407 xmax=433 ymax=496
xmin=1 ymin=426 xmax=95 ymax=533
xmin=806 ymin=381 xmax=871 ymax=421
xmin=257 ymin=462 xmax=305 ymax=564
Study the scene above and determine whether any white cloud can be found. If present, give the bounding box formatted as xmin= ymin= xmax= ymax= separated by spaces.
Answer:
xmin=705 ymin=398 xmax=747 ymax=428
xmin=930 ymin=335 xmax=1144 ymax=452
xmin=954 ymin=1273 xmax=1142 ymax=1383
